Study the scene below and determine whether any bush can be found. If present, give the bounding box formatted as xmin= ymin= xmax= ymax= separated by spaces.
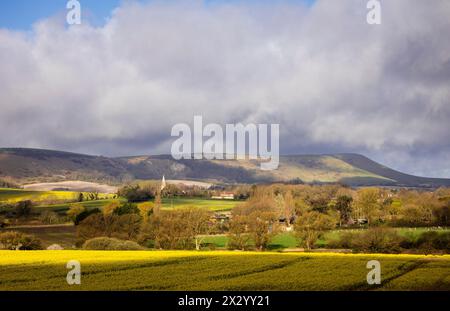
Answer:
xmin=143 ymin=239 xmax=156 ymax=249
xmin=327 ymin=232 xmax=356 ymax=249
xmin=201 ymin=242 xmax=216 ymax=250
xmin=118 ymin=184 xmax=156 ymax=202
xmin=82 ymin=237 xmax=144 ymax=250
xmin=67 ymin=204 xmax=86 ymax=222
xmin=77 ymin=213 xmax=142 ymax=242
xmin=431 ymin=232 xmax=450 ymax=250
xmin=74 ymin=208 xmax=101 ymax=225
xmin=15 ymin=200 xmax=33 ymax=218
xmin=353 ymin=228 xmax=403 ymax=253
xmin=0 ymin=215 xmax=9 ymax=228
xmin=415 ymin=232 xmax=450 ymax=253
xmin=227 ymin=234 xmax=252 ymax=251
xmin=329 ymin=228 xmax=403 ymax=253
xmin=0 ymin=231 xmax=43 ymax=250
xmin=114 ymin=202 xmax=139 ymax=216
xmin=39 ymin=210 xmax=63 ymax=224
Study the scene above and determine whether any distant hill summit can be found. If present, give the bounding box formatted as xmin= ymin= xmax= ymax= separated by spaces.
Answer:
xmin=0 ymin=148 xmax=449 ymax=187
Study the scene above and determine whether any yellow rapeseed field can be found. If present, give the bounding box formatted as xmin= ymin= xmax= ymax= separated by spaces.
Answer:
xmin=0 ymin=251 xmax=449 ymax=291
xmin=0 ymin=188 xmax=115 ymax=204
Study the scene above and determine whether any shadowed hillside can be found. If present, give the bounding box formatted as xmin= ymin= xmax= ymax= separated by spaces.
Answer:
xmin=0 ymin=148 xmax=449 ymax=187
xmin=335 ymin=154 xmax=450 ymax=187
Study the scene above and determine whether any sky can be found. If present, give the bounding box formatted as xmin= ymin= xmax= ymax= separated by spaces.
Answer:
xmin=0 ymin=0 xmax=122 ymax=29
xmin=0 ymin=0 xmax=449 ymax=178
xmin=0 ymin=0 xmax=315 ymax=29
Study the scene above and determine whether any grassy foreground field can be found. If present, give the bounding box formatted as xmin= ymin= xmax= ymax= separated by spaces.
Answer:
xmin=0 ymin=251 xmax=449 ymax=291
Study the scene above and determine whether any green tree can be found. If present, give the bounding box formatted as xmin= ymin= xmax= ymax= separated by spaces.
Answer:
xmin=353 ymin=188 xmax=382 ymax=226
xmin=247 ymin=210 xmax=279 ymax=251
xmin=228 ymin=195 xmax=279 ymax=251
xmin=15 ymin=200 xmax=33 ymax=218
xmin=294 ymin=211 xmax=335 ymax=250
xmin=67 ymin=204 xmax=86 ymax=223
xmin=227 ymin=215 xmax=251 ymax=250
xmin=335 ymin=195 xmax=353 ymax=226
xmin=283 ymin=191 xmax=295 ymax=225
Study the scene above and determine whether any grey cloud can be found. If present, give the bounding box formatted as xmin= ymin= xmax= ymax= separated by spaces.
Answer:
xmin=0 ymin=0 xmax=449 ymax=177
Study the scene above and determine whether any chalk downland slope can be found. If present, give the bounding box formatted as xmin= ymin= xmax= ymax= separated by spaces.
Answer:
xmin=22 ymin=181 xmax=118 ymax=194
xmin=0 ymin=148 xmax=449 ymax=187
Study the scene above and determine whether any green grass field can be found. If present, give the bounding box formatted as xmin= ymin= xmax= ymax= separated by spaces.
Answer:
xmin=0 ymin=187 xmax=239 ymax=215
xmin=35 ymin=199 xmax=124 ymax=214
xmin=203 ymin=228 xmax=450 ymax=250
xmin=161 ymin=197 xmax=240 ymax=211
xmin=35 ymin=197 xmax=239 ymax=213
xmin=203 ymin=233 xmax=298 ymax=250
xmin=34 ymin=197 xmax=239 ymax=214
xmin=4 ymin=226 xmax=447 ymax=251
xmin=317 ymin=227 xmax=450 ymax=247
xmin=0 ymin=250 xmax=448 ymax=291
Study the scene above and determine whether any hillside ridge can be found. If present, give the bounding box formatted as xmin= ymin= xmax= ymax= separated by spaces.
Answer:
xmin=0 ymin=148 xmax=449 ymax=187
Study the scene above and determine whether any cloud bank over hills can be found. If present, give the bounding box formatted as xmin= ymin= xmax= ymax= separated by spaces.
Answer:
xmin=0 ymin=0 xmax=449 ymax=177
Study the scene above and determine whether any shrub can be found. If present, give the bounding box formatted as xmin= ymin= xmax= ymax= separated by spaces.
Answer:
xmin=329 ymin=228 xmax=404 ymax=253
xmin=114 ymin=202 xmax=139 ymax=216
xmin=431 ymin=232 xmax=450 ymax=251
xmin=102 ymin=201 xmax=121 ymax=216
xmin=415 ymin=232 xmax=450 ymax=253
xmin=143 ymin=239 xmax=156 ymax=249
xmin=137 ymin=202 xmax=154 ymax=221
xmin=77 ymin=213 xmax=142 ymax=242
xmin=201 ymin=242 xmax=216 ymax=250
xmin=15 ymin=200 xmax=33 ymax=218
xmin=82 ymin=237 xmax=144 ymax=250
xmin=353 ymin=228 xmax=403 ymax=253
xmin=67 ymin=204 xmax=86 ymax=222
xmin=74 ymin=208 xmax=101 ymax=225
xmin=227 ymin=232 xmax=252 ymax=251
xmin=0 ymin=231 xmax=43 ymax=250
xmin=39 ymin=210 xmax=63 ymax=224
xmin=0 ymin=215 xmax=9 ymax=228
xmin=327 ymin=232 xmax=356 ymax=249
xmin=118 ymin=184 xmax=156 ymax=202
xmin=433 ymin=204 xmax=450 ymax=226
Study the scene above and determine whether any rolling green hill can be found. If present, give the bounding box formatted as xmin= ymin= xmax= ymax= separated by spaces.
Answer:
xmin=0 ymin=148 xmax=449 ymax=187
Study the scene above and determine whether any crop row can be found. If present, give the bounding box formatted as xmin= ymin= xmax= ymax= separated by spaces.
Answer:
xmin=0 ymin=251 xmax=448 ymax=291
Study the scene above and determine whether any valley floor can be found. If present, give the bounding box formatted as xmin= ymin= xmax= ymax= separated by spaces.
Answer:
xmin=0 ymin=251 xmax=449 ymax=291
